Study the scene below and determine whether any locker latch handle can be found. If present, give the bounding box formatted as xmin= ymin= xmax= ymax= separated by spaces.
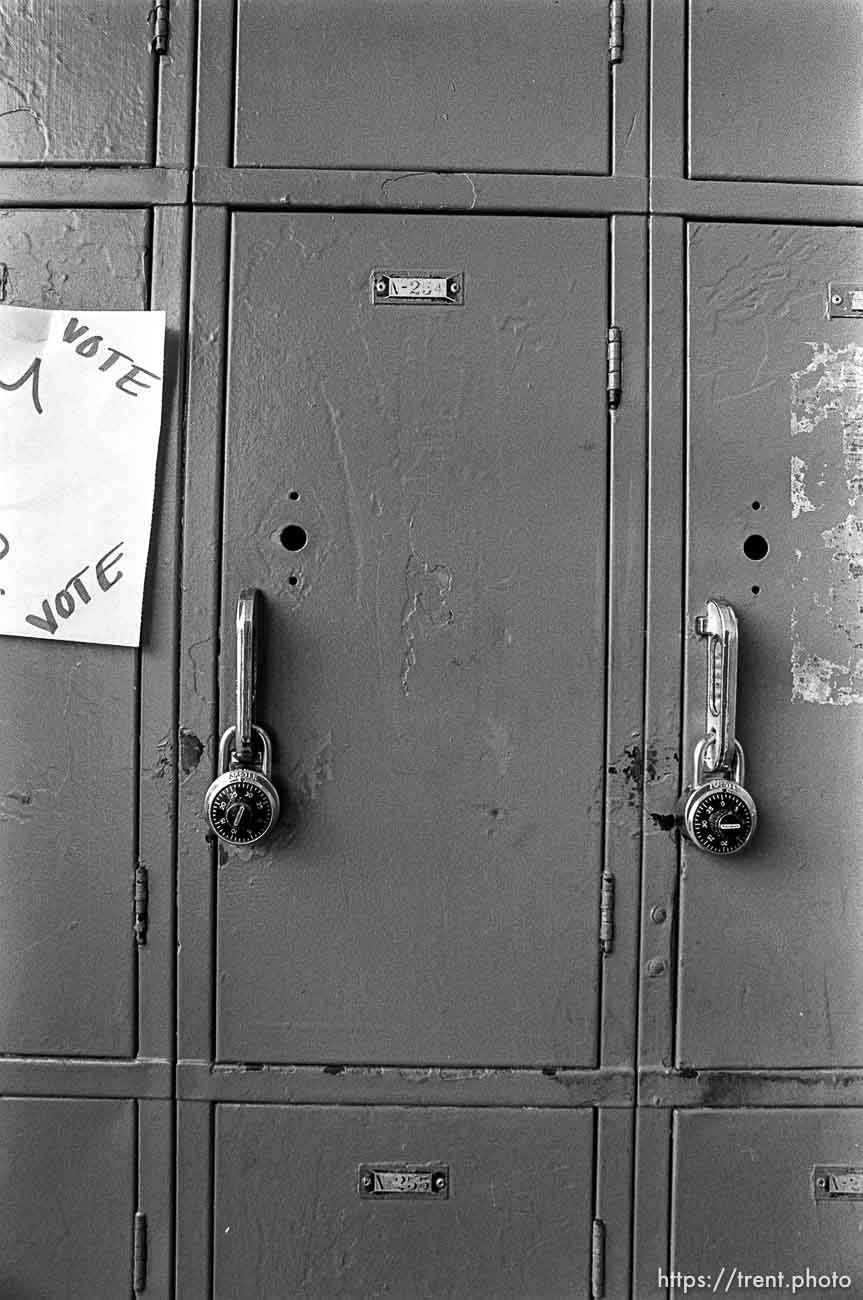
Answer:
xmin=677 ymin=599 xmax=758 ymax=855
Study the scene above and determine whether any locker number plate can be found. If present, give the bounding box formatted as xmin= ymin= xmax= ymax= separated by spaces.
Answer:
xmin=827 ymin=283 xmax=863 ymax=317
xmin=372 ymin=273 xmax=463 ymax=305
xmin=358 ymin=1164 xmax=449 ymax=1198
xmin=813 ymin=1166 xmax=863 ymax=1200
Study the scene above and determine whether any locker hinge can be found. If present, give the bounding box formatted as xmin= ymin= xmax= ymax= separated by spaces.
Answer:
xmin=599 ymin=871 xmax=615 ymax=956
xmin=133 ymin=1211 xmax=148 ymax=1293
xmin=148 ymin=3 xmax=169 ymax=55
xmin=609 ymin=0 xmax=624 ymax=64
xmin=591 ymin=1218 xmax=606 ymax=1298
xmin=607 ymin=326 xmax=622 ymax=409
xmin=134 ymin=864 xmax=149 ymax=946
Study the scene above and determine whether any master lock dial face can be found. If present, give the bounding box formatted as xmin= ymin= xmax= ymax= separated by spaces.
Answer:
xmin=685 ymin=781 xmax=756 ymax=855
xmin=206 ymin=770 xmax=279 ymax=845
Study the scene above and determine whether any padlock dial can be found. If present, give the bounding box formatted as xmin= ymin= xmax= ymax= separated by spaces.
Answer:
xmin=684 ymin=781 xmax=756 ymax=855
xmin=207 ymin=770 xmax=279 ymax=845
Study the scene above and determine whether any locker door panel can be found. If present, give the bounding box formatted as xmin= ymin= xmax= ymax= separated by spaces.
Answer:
xmin=0 ymin=1097 xmax=135 ymax=1298
xmin=214 ymin=1104 xmax=594 ymax=1300
xmin=0 ymin=208 xmax=149 ymax=1057
xmin=680 ymin=222 xmax=863 ymax=1067
xmin=672 ymin=1111 xmax=863 ymax=1295
xmin=689 ymin=0 xmax=863 ymax=185
xmin=0 ymin=1 xmax=156 ymax=165
xmin=216 ymin=211 xmax=608 ymax=1066
xmin=234 ymin=0 xmax=610 ymax=173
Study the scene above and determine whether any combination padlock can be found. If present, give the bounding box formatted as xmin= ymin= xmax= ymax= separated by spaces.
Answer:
xmin=678 ymin=736 xmax=757 ymax=855
xmin=206 ymin=724 xmax=280 ymax=846
xmin=678 ymin=597 xmax=758 ymax=856
xmin=204 ymin=588 xmax=281 ymax=846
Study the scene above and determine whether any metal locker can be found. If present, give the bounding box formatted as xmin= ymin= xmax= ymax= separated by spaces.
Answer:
xmin=640 ymin=210 xmax=863 ymax=1295
xmin=178 ymin=198 xmax=644 ymax=1295
xmin=680 ymin=222 xmax=863 ymax=1069
xmin=0 ymin=208 xmax=149 ymax=1058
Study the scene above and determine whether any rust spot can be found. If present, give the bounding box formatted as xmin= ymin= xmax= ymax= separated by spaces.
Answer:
xmin=649 ymin=812 xmax=678 ymax=834
xmin=5 ymin=791 xmax=32 ymax=805
xmin=179 ymin=728 xmax=204 ymax=775
xmin=607 ymin=742 xmax=643 ymax=806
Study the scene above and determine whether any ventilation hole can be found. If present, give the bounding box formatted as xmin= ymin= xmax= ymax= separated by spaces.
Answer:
xmin=743 ymin=534 xmax=769 ymax=561
xmin=751 ymin=585 xmax=761 ymax=595
xmin=288 ymin=575 xmax=298 ymax=586
xmin=288 ymin=490 xmax=300 ymax=500
xmin=751 ymin=500 xmax=761 ymax=510
xmin=280 ymin=524 xmax=308 ymax=552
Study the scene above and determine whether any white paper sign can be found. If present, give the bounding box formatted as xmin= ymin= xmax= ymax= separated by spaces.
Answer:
xmin=0 ymin=306 xmax=166 ymax=647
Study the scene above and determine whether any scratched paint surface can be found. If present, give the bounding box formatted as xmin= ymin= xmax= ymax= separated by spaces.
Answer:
xmin=0 ymin=1 xmax=154 ymax=164
xmin=790 ymin=343 xmax=863 ymax=704
xmin=217 ymin=212 xmax=608 ymax=1067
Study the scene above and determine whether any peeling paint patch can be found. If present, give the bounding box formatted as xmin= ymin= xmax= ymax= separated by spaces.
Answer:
xmin=821 ymin=512 xmax=863 ymax=581
xmin=607 ymin=742 xmax=642 ymax=807
xmin=791 ymin=344 xmax=863 ymax=703
xmin=790 ymin=637 xmax=863 ymax=706
xmin=791 ymin=455 xmax=820 ymax=518
xmin=179 ymin=728 xmax=204 ymax=775
xmin=289 ymin=731 xmax=334 ymax=809
xmin=791 ymin=342 xmax=863 ymax=505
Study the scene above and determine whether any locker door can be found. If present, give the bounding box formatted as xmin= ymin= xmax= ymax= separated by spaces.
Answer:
xmin=0 ymin=1098 xmax=136 ymax=1298
xmin=0 ymin=1 xmax=158 ymax=165
xmin=213 ymin=1105 xmax=595 ymax=1300
xmin=689 ymin=0 xmax=863 ymax=185
xmin=0 ymin=208 xmax=148 ymax=1058
xmin=232 ymin=0 xmax=611 ymax=173
xmin=214 ymin=211 xmax=609 ymax=1068
xmin=680 ymin=222 xmax=863 ymax=1069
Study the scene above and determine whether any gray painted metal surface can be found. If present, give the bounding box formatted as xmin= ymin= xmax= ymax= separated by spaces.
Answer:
xmin=234 ymin=0 xmax=609 ymax=173
xmin=213 ymin=1104 xmax=594 ymax=1299
xmin=681 ymin=222 xmax=863 ymax=1069
xmin=0 ymin=0 xmax=157 ymax=165
xmin=0 ymin=208 xmax=147 ymax=1057
xmin=673 ymin=1110 xmax=863 ymax=1285
xmin=0 ymin=1097 xmax=135 ymax=1297
xmin=689 ymin=0 xmax=863 ymax=185
xmin=216 ymin=211 xmax=608 ymax=1067
xmin=1 ymin=0 xmax=862 ymax=1294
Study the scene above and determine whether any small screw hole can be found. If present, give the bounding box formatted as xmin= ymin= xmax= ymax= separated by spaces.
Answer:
xmin=288 ymin=490 xmax=300 ymax=501
xmin=751 ymin=585 xmax=760 ymax=595
xmin=751 ymin=500 xmax=761 ymax=510
xmin=288 ymin=575 xmax=298 ymax=586
xmin=743 ymin=534 xmax=769 ymax=561
xmin=280 ymin=524 xmax=308 ymax=552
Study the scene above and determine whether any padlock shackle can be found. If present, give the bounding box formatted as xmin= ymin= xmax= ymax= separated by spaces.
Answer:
xmin=218 ymin=723 xmax=273 ymax=776
xmin=694 ymin=736 xmax=745 ymax=787
xmin=235 ymin=588 xmax=260 ymax=763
